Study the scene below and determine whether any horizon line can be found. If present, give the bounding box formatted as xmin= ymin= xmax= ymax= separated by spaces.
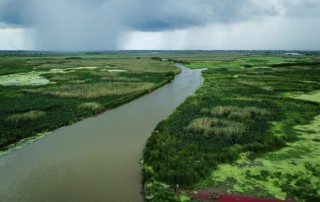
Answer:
xmin=1 ymin=49 xmax=320 ymax=52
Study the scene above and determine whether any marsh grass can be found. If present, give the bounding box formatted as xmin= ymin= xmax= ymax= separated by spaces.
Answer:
xmin=78 ymin=102 xmax=104 ymax=112
xmin=101 ymin=76 xmax=141 ymax=82
xmin=186 ymin=117 xmax=246 ymax=137
xmin=202 ymin=106 xmax=240 ymax=116
xmin=238 ymin=81 xmax=274 ymax=91
xmin=91 ymin=71 xmax=143 ymax=82
xmin=185 ymin=117 xmax=212 ymax=133
xmin=47 ymin=74 xmax=80 ymax=82
xmin=26 ymin=82 xmax=154 ymax=98
xmin=201 ymin=106 xmax=270 ymax=120
xmin=6 ymin=110 xmax=46 ymax=124
xmin=0 ymin=53 xmax=179 ymax=149
xmin=90 ymin=71 xmax=119 ymax=77
xmin=28 ymin=57 xmax=180 ymax=74
xmin=141 ymin=52 xmax=320 ymax=201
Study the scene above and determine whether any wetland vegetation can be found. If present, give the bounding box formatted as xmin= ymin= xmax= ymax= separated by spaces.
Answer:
xmin=0 ymin=52 xmax=179 ymax=150
xmin=1 ymin=51 xmax=320 ymax=202
xmin=141 ymin=51 xmax=320 ymax=202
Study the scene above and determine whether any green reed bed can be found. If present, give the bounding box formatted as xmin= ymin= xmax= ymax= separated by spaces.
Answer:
xmin=0 ymin=52 xmax=179 ymax=150
xmin=141 ymin=52 xmax=320 ymax=202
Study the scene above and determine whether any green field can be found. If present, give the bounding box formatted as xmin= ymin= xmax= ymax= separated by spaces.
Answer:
xmin=141 ymin=52 xmax=320 ymax=202
xmin=0 ymin=52 xmax=179 ymax=150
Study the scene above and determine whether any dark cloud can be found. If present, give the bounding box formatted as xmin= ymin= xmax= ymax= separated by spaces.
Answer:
xmin=123 ymin=0 xmax=279 ymax=31
xmin=0 ymin=0 xmax=30 ymax=26
xmin=0 ymin=0 xmax=319 ymax=50
xmin=0 ymin=0 xmax=110 ymax=26
xmin=0 ymin=0 xmax=280 ymax=30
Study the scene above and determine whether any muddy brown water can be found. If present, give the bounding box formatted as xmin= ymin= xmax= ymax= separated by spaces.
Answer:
xmin=0 ymin=65 xmax=204 ymax=202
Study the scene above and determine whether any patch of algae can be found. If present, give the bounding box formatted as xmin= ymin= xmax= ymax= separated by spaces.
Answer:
xmin=0 ymin=66 xmax=100 ymax=86
xmin=210 ymin=116 xmax=320 ymax=200
xmin=0 ymin=71 xmax=50 ymax=86
xmin=293 ymin=91 xmax=320 ymax=103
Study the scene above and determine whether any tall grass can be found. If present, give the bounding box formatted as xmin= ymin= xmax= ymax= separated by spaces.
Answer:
xmin=101 ymin=76 xmax=141 ymax=82
xmin=30 ymin=58 xmax=180 ymax=74
xmin=26 ymin=82 xmax=154 ymax=99
xmin=0 ymin=53 xmax=178 ymax=150
xmin=186 ymin=117 xmax=246 ymax=137
xmin=78 ymin=102 xmax=104 ymax=112
xmin=238 ymin=81 xmax=274 ymax=91
xmin=6 ymin=110 xmax=46 ymax=124
xmin=202 ymin=106 xmax=240 ymax=116
xmin=48 ymin=74 xmax=80 ymax=81
xmin=185 ymin=117 xmax=213 ymax=134
xmin=202 ymin=106 xmax=270 ymax=120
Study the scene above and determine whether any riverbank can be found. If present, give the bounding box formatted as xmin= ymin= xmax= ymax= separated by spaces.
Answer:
xmin=141 ymin=52 xmax=320 ymax=201
xmin=0 ymin=52 xmax=180 ymax=150
xmin=0 ymin=61 xmax=204 ymax=202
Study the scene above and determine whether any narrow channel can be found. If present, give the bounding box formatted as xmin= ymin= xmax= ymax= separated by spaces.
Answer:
xmin=0 ymin=65 xmax=203 ymax=202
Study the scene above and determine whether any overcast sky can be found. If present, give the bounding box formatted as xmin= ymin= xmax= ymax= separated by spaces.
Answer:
xmin=0 ymin=0 xmax=319 ymax=50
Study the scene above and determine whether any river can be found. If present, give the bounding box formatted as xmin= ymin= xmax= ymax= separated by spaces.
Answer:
xmin=0 ymin=65 xmax=203 ymax=202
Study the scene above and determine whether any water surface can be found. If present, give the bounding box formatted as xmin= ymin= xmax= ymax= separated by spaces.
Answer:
xmin=0 ymin=65 xmax=203 ymax=202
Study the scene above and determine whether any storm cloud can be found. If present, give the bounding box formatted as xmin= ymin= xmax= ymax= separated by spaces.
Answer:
xmin=125 ymin=0 xmax=279 ymax=31
xmin=0 ymin=0 xmax=319 ymax=50
xmin=0 ymin=0 xmax=279 ymax=30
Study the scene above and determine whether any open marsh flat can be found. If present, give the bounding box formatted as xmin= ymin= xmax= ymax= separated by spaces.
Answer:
xmin=0 ymin=65 xmax=203 ymax=202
